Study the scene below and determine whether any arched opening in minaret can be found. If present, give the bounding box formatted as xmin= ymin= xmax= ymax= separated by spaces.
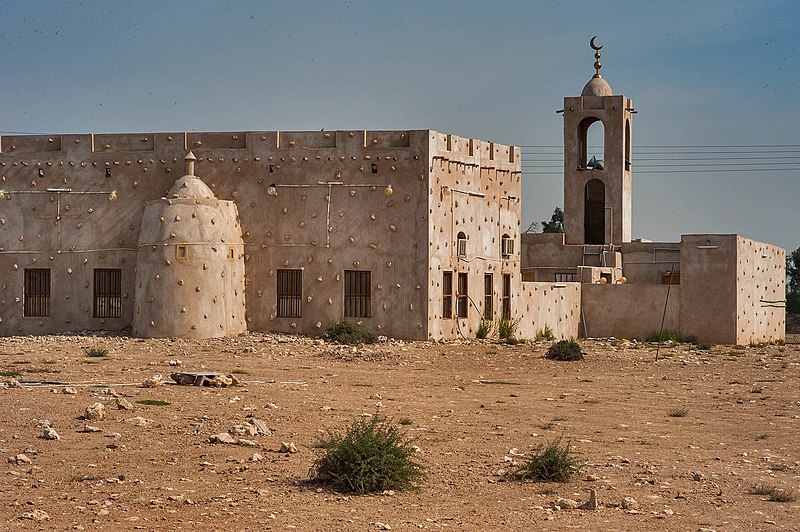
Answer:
xmin=625 ymin=119 xmax=631 ymax=171
xmin=584 ymin=179 xmax=605 ymax=244
xmin=578 ymin=117 xmax=604 ymax=169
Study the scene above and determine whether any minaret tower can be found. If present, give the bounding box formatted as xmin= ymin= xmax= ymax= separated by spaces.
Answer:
xmin=563 ymin=37 xmax=634 ymax=246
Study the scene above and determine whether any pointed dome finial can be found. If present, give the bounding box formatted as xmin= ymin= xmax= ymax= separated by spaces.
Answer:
xmin=582 ymin=36 xmax=613 ymax=96
xmin=184 ymin=151 xmax=197 ymax=176
xmin=589 ymin=36 xmax=604 ymax=78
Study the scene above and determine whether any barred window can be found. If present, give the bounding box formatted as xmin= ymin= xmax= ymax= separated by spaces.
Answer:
xmin=484 ymin=273 xmax=493 ymax=320
xmin=277 ymin=269 xmax=303 ymax=318
xmin=344 ymin=270 xmax=371 ymax=318
xmin=457 ymin=272 xmax=468 ymax=318
xmin=555 ymin=272 xmax=577 ymax=283
xmin=94 ymin=269 xmax=122 ymax=318
xmin=502 ymin=273 xmax=511 ymax=320
xmin=442 ymin=271 xmax=453 ymax=319
xmin=24 ymin=269 xmax=51 ymax=317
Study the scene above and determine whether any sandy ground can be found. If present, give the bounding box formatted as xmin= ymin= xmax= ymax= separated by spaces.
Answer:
xmin=1 ymin=332 xmax=799 ymax=531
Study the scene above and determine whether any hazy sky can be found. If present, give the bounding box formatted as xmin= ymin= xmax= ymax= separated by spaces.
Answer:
xmin=2 ymin=1 xmax=798 ymax=251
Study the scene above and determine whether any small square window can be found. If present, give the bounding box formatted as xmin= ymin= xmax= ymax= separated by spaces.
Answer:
xmin=176 ymin=245 xmax=188 ymax=259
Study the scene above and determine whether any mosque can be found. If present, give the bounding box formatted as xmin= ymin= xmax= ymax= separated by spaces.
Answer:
xmin=0 ymin=40 xmax=784 ymax=343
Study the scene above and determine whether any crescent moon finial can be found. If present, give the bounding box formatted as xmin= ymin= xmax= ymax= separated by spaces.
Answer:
xmin=589 ymin=36 xmax=603 ymax=78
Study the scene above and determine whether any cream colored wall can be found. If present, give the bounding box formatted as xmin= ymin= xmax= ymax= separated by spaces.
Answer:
xmin=516 ymin=282 xmax=581 ymax=340
xmin=581 ymin=284 xmax=680 ymax=339
xmin=0 ymin=130 xmax=518 ymax=340
xmin=735 ymin=236 xmax=785 ymax=344
xmin=425 ymin=133 xmax=521 ymax=341
xmin=620 ymin=242 xmax=681 ymax=284
xmin=133 ymin=196 xmax=246 ymax=338
xmin=679 ymin=235 xmax=739 ymax=344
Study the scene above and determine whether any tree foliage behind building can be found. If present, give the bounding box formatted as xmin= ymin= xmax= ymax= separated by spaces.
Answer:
xmin=787 ymin=247 xmax=800 ymax=314
xmin=541 ymin=207 xmax=564 ymax=233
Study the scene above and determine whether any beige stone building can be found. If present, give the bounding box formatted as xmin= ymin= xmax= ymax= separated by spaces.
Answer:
xmin=0 ymin=42 xmax=783 ymax=343
xmin=521 ymin=44 xmax=785 ymax=344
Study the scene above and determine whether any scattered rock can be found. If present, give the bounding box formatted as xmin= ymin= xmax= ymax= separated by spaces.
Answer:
xmin=692 ymin=471 xmax=705 ymax=481
xmin=41 ymin=425 xmax=60 ymax=441
xmin=622 ymin=497 xmax=638 ymax=510
xmin=83 ymin=402 xmax=106 ymax=421
xmin=209 ymin=433 xmax=238 ymax=445
xmin=116 ymin=397 xmax=134 ymax=411
xmin=141 ymin=374 xmax=164 ymax=388
xmin=128 ymin=416 xmax=152 ymax=427
xmin=171 ymin=371 xmax=238 ymax=387
xmin=4 ymin=378 xmax=22 ymax=388
xmin=279 ymin=441 xmax=298 ymax=453
xmin=7 ymin=454 xmax=31 ymax=465
xmin=555 ymin=498 xmax=579 ymax=510
xmin=238 ymin=438 xmax=258 ymax=447
xmin=250 ymin=418 xmax=272 ymax=436
xmin=250 ymin=453 xmax=264 ymax=462
xmin=265 ymin=402 xmax=279 ymax=410
xmin=578 ymin=489 xmax=598 ymax=510
xmin=61 ymin=387 xmax=78 ymax=395
xmin=80 ymin=425 xmax=102 ymax=433
xmin=19 ymin=509 xmax=49 ymax=521
xmin=229 ymin=422 xmax=258 ymax=437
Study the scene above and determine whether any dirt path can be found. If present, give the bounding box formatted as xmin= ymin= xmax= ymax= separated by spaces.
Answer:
xmin=2 ymin=334 xmax=798 ymax=531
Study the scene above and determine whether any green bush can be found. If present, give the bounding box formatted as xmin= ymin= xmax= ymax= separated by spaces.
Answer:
xmin=545 ymin=339 xmax=584 ymax=361
xmin=476 ymin=319 xmax=492 ymax=339
xmin=84 ymin=348 xmax=109 ymax=358
xmin=749 ymin=484 xmax=797 ymax=502
xmin=310 ymin=415 xmax=424 ymax=494
xmin=497 ymin=317 xmax=520 ymax=344
xmin=644 ymin=330 xmax=683 ymax=343
xmin=515 ymin=438 xmax=581 ymax=482
xmin=324 ymin=319 xmax=377 ymax=345
xmin=535 ymin=325 xmax=554 ymax=341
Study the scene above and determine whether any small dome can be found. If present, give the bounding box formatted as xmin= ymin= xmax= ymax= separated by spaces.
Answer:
xmin=168 ymin=174 xmax=216 ymax=200
xmin=581 ymin=76 xmax=613 ymax=97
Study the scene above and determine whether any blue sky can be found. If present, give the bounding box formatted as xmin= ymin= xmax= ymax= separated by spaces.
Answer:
xmin=2 ymin=1 xmax=798 ymax=251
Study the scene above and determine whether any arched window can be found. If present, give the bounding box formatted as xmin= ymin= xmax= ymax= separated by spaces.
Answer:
xmin=578 ymin=117 xmax=604 ymax=170
xmin=501 ymin=233 xmax=514 ymax=257
xmin=456 ymin=231 xmax=467 ymax=257
xmin=584 ymin=179 xmax=605 ymax=244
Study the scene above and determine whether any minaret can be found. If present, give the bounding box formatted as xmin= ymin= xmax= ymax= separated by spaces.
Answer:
xmin=563 ymin=37 xmax=634 ymax=246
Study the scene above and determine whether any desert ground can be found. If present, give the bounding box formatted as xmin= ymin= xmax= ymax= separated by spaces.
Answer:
xmin=1 ymin=332 xmax=799 ymax=531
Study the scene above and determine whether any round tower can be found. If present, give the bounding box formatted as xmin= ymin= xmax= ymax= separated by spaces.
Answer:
xmin=132 ymin=152 xmax=247 ymax=338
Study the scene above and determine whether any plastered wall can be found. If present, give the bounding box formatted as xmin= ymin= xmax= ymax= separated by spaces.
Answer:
xmin=679 ymin=235 xmax=739 ymax=344
xmin=516 ymin=282 xmax=581 ymax=340
xmin=425 ymin=133 xmax=522 ymax=340
xmin=0 ymin=130 xmax=519 ymax=340
xmin=735 ymin=236 xmax=784 ymax=344
xmin=581 ymin=284 xmax=680 ymax=339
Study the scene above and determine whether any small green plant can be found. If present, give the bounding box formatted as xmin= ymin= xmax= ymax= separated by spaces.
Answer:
xmin=310 ymin=415 xmax=424 ymax=494
xmin=398 ymin=417 xmax=413 ymax=426
xmin=84 ymin=348 xmax=108 ymax=358
xmin=645 ymin=330 xmax=683 ymax=343
xmin=324 ymin=319 xmax=377 ymax=345
xmin=749 ymin=484 xmax=797 ymax=502
xmin=515 ymin=438 xmax=581 ymax=482
xmin=0 ymin=369 xmax=21 ymax=377
xmin=667 ymin=408 xmax=688 ymax=417
xmin=497 ymin=317 xmax=521 ymax=344
xmin=545 ymin=339 xmax=584 ymax=361
xmin=535 ymin=325 xmax=555 ymax=341
xmin=476 ymin=319 xmax=492 ymax=339
xmin=136 ymin=399 xmax=171 ymax=406
xmin=697 ymin=343 xmax=713 ymax=351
